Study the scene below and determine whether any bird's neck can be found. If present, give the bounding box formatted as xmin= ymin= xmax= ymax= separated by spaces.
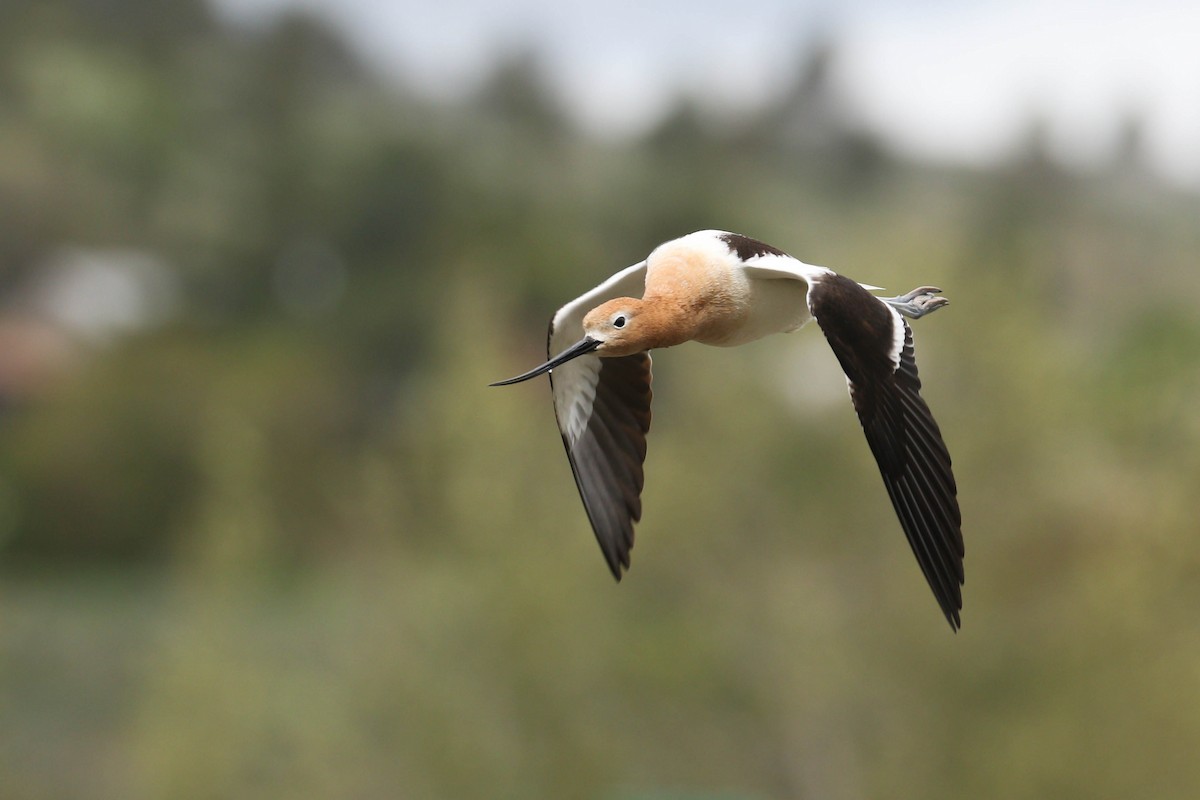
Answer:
xmin=638 ymin=291 xmax=734 ymax=350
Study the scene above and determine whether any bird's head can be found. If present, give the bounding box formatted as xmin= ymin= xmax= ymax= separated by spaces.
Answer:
xmin=488 ymin=297 xmax=650 ymax=387
xmin=581 ymin=298 xmax=647 ymax=357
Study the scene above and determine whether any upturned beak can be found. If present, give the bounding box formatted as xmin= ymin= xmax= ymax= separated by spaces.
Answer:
xmin=489 ymin=337 xmax=601 ymax=386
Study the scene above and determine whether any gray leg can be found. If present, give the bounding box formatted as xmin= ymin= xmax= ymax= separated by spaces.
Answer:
xmin=880 ymin=286 xmax=949 ymax=319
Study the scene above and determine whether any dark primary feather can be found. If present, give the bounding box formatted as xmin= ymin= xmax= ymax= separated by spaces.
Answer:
xmin=551 ymin=350 xmax=652 ymax=578
xmin=809 ymin=274 xmax=964 ymax=630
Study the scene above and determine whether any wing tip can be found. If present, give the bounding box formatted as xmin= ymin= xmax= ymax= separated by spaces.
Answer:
xmin=944 ymin=604 xmax=962 ymax=632
xmin=602 ymin=541 xmax=633 ymax=582
xmin=936 ymin=570 xmax=964 ymax=632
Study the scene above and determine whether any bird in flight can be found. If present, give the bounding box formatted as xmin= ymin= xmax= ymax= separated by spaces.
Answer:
xmin=492 ymin=230 xmax=964 ymax=629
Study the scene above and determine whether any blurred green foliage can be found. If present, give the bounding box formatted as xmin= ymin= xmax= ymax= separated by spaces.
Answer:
xmin=2 ymin=1 xmax=1200 ymax=798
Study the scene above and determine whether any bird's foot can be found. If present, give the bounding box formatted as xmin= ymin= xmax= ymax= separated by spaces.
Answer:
xmin=881 ymin=286 xmax=949 ymax=319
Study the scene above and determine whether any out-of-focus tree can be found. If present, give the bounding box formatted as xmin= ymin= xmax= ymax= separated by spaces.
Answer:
xmin=3 ymin=2 xmax=1200 ymax=799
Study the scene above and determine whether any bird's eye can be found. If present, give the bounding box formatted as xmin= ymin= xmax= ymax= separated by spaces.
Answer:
xmin=613 ymin=315 xmax=627 ymax=328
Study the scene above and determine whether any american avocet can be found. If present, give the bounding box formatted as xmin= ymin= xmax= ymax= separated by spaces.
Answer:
xmin=492 ymin=230 xmax=964 ymax=629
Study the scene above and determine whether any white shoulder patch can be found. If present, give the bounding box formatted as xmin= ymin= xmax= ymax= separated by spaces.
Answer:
xmin=886 ymin=305 xmax=906 ymax=369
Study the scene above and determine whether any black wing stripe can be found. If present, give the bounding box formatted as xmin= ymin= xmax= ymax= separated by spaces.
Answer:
xmin=905 ymin=425 xmax=960 ymax=520
xmin=902 ymin=422 xmax=955 ymax=502
xmin=896 ymin=388 xmax=956 ymax=480
xmin=583 ymin=406 xmax=643 ymax=509
xmin=892 ymin=473 xmax=960 ymax=612
xmin=897 ymin=398 xmax=958 ymax=513
xmin=579 ymin=434 xmax=625 ymax=514
xmin=884 ymin=478 xmax=960 ymax=627
xmin=900 ymin=459 xmax=964 ymax=585
xmin=810 ymin=273 xmax=963 ymax=629
xmin=857 ymin=392 xmax=906 ymax=476
xmin=896 ymin=389 xmax=951 ymax=464
xmin=890 ymin=351 xmax=964 ymax=621
xmin=895 ymin=384 xmax=962 ymax=553
xmin=889 ymin=384 xmax=963 ymax=616
xmin=555 ymin=352 xmax=651 ymax=579
xmin=592 ymin=372 xmax=650 ymax=495
xmin=569 ymin=440 xmax=632 ymax=574
xmin=904 ymin=443 xmax=963 ymax=562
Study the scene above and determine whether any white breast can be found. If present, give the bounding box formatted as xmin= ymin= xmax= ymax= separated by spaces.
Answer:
xmin=697 ymin=271 xmax=813 ymax=347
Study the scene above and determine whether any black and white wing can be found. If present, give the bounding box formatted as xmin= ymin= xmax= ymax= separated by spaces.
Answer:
xmin=808 ymin=273 xmax=965 ymax=630
xmin=547 ymin=262 xmax=652 ymax=578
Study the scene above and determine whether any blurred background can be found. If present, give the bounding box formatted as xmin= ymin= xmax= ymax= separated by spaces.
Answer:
xmin=2 ymin=0 xmax=1200 ymax=797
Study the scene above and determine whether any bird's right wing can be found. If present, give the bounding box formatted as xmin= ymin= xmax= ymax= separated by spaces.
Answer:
xmin=547 ymin=262 xmax=653 ymax=578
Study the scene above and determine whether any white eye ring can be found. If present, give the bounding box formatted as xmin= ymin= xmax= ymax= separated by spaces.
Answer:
xmin=612 ymin=315 xmax=627 ymax=329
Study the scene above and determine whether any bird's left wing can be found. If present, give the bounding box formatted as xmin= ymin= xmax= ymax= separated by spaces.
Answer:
xmin=808 ymin=273 xmax=964 ymax=630
xmin=548 ymin=262 xmax=652 ymax=578
xmin=709 ymin=232 xmax=963 ymax=628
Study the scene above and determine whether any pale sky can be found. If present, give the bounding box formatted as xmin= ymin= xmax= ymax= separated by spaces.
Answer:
xmin=214 ymin=0 xmax=1200 ymax=187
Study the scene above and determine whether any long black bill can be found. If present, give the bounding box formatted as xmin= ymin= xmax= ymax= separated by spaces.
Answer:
xmin=489 ymin=337 xmax=601 ymax=386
